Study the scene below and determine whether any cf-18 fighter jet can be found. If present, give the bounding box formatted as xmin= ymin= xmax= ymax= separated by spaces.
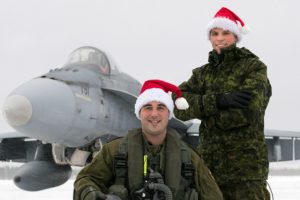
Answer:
xmin=0 ymin=46 xmax=188 ymax=191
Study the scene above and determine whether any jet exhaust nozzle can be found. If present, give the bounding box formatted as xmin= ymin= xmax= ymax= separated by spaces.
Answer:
xmin=14 ymin=161 xmax=72 ymax=191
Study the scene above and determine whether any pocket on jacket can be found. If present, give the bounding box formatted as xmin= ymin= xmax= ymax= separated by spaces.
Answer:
xmin=215 ymin=109 xmax=249 ymax=130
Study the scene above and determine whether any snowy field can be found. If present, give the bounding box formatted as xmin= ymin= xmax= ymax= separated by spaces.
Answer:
xmin=0 ymin=161 xmax=300 ymax=200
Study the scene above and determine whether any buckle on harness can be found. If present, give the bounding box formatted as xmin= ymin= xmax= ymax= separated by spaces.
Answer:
xmin=115 ymin=154 xmax=127 ymax=168
xmin=182 ymin=162 xmax=194 ymax=179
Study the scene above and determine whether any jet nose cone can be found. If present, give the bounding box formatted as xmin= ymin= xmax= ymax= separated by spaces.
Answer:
xmin=2 ymin=95 xmax=33 ymax=126
xmin=2 ymin=78 xmax=77 ymax=144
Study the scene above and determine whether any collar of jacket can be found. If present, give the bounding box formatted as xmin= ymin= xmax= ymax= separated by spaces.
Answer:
xmin=208 ymin=44 xmax=257 ymax=66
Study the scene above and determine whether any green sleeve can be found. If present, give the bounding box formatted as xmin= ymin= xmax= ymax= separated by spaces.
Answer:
xmin=239 ymin=59 xmax=272 ymax=110
xmin=191 ymin=152 xmax=223 ymax=200
xmin=73 ymin=140 xmax=120 ymax=200
xmin=174 ymin=67 xmax=219 ymax=121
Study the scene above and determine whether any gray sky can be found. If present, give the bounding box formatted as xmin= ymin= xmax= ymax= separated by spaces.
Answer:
xmin=0 ymin=0 xmax=299 ymax=132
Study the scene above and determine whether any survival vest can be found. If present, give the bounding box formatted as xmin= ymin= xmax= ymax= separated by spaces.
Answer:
xmin=112 ymin=128 xmax=197 ymax=200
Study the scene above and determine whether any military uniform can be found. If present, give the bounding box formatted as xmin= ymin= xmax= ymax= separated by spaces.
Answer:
xmin=174 ymin=45 xmax=272 ymax=200
xmin=74 ymin=128 xmax=223 ymax=200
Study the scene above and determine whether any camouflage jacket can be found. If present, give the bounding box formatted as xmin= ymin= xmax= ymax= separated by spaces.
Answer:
xmin=174 ymin=45 xmax=272 ymax=184
xmin=73 ymin=128 xmax=223 ymax=200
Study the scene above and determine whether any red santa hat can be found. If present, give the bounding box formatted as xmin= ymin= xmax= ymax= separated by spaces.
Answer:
xmin=135 ymin=79 xmax=189 ymax=119
xmin=207 ymin=7 xmax=249 ymax=42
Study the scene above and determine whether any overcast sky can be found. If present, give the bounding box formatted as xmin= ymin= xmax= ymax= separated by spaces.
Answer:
xmin=0 ymin=0 xmax=299 ymax=132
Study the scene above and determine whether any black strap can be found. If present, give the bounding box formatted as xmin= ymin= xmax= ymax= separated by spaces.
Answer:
xmin=180 ymin=142 xmax=194 ymax=186
xmin=114 ymin=138 xmax=128 ymax=185
xmin=114 ymin=136 xmax=194 ymax=187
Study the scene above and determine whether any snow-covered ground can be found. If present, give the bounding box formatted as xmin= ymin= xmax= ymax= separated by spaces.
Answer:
xmin=0 ymin=161 xmax=300 ymax=200
xmin=269 ymin=160 xmax=300 ymax=175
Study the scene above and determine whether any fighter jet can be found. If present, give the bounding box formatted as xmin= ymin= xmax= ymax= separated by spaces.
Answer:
xmin=0 ymin=46 xmax=188 ymax=191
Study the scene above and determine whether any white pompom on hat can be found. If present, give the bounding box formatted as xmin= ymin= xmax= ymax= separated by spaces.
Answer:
xmin=135 ymin=79 xmax=189 ymax=119
xmin=207 ymin=7 xmax=249 ymax=42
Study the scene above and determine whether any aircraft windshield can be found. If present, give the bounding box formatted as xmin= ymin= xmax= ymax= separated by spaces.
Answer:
xmin=64 ymin=47 xmax=119 ymax=75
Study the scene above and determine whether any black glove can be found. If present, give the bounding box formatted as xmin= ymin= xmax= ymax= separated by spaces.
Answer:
xmin=216 ymin=91 xmax=252 ymax=109
xmin=81 ymin=187 xmax=107 ymax=200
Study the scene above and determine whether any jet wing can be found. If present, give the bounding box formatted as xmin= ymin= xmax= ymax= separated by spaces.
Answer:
xmin=264 ymin=129 xmax=300 ymax=138
xmin=0 ymin=131 xmax=27 ymax=140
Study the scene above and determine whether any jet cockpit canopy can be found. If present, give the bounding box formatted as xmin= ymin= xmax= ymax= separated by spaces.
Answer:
xmin=63 ymin=46 xmax=120 ymax=75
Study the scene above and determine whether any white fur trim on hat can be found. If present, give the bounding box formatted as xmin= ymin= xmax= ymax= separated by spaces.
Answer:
xmin=134 ymin=88 xmax=174 ymax=120
xmin=207 ymin=17 xmax=242 ymax=42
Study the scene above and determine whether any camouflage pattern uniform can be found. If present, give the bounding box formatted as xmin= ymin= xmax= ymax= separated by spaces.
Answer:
xmin=174 ymin=44 xmax=272 ymax=200
xmin=74 ymin=128 xmax=223 ymax=200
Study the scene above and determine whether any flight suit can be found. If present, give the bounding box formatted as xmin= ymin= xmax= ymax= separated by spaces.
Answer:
xmin=74 ymin=128 xmax=223 ymax=200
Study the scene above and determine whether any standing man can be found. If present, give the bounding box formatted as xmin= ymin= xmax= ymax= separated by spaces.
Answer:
xmin=174 ymin=7 xmax=272 ymax=200
xmin=74 ymin=79 xmax=223 ymax=200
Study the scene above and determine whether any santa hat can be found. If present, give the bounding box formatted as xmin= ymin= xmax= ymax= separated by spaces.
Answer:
xmin=135 ymin=79 xmax=189 ymax=119
xmin=207 ymin=7 xmax=249 ymax=42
